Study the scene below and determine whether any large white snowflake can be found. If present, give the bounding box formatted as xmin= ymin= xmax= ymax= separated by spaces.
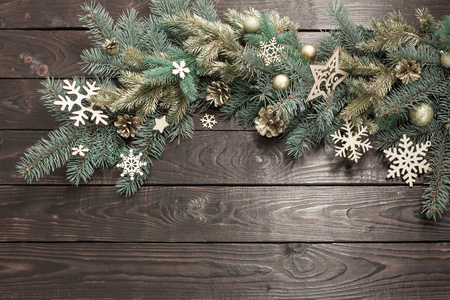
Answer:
xmin=117 ymin=149 xmax=148 ymax=181
xmin=330 ymin=120 xmax=373 ymax=163
xmin=384 ymin=134 xmax=431 ymax=187
xmin=200 ymin=114 xmax=217 ymax=129
xmin=54 ymin=79 xmax=108 ymax=127
xmin=258 ymin=37 xmax=284 ymax=66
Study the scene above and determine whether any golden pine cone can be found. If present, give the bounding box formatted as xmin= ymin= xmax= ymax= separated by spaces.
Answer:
xmin=395 ymin=58 xmax=421 ymax=84
xmin=254 ymin=105 xmax=289 ymax=138
xmin=103 ymin=38 xmax=120 ymax=54
xmin=114 ymin=114 xmax=141 ymax=138
xmin=206 ymin=81 xmax=230 ymax=107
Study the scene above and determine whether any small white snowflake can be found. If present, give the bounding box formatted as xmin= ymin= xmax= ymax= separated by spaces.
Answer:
xmin=172 ymin=60 xmax=190 ymax=79
xmin=116 ymin=149 xmax=148 ymax=181
xmin=258 ymin=37 xmax=284 ymax=66
xmin=384 ymin=134 xmax=431 ymax=187
xmin=200 ymin=114 xmax=217 ymax=129
xmin=331 ymin=120 xmax=373 ymax=163
xmin=71 ymin=145 xmax=90 ymax=157
xmin=54 ymin=79 xmax=108 ymax=127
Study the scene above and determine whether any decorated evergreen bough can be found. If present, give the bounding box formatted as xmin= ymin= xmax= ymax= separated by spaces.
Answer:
xmin=16 ymin=0 xmax=450 ymax=220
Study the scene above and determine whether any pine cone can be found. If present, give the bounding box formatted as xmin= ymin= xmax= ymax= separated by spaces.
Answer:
xmin=103 ymin=38 xmax=120 ymax=54
xmin=395 ymin=58 xmax=421 ymax=84
xmin=206 ymin=81 xmax=230 ymax=107
xmin=254 ymin=105 xmax=289 ymax=138
xmin=114 ymin=114 xmax=141 ymax=138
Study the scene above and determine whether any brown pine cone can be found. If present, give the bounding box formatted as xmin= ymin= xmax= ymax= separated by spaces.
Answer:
xmin=254 ymin=105 xmax=289 ymax=138
xmin=395 ymin=58 xmax=421 ymax=84
xmin=103 ymin=38 xmax=120 ymax=54
xmin=114 ymin=114 xmax=141 ymax=138
xmin=206 ymin=81 xmax=230 ymax=107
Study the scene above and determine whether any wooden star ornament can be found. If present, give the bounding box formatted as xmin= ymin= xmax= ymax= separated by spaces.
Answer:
xmin=153 ymin=115 xmax=169 ymax=133
xmin=306 ymin=48 xmax=349 ymax=102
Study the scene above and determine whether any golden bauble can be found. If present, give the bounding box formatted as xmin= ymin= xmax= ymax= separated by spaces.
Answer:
xmin=243 ymin=16 xmax=260 ymax=33
xmin=301 ymin=44 xmax=317 ymax=60
xmin=273 ymin=74 xmax=290 ymax=91
xmin=410 ymin=103 xmax=434 ymax=127
xmin=441 ymin=52 xmax=450 ymax=68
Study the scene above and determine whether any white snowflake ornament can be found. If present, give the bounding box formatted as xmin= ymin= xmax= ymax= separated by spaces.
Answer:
xmin=71 ymin=145 xmax=90 ymax=157
xmin=258 ymin=37 xmax=284 ymax=66
xmin=384 ymin=134 xmax=431 ymax=187
xmin=54 ymin=79 xmax=108 ymax=127
xmin=172 ymin=60 xmax=190 ymax=79
xmin=200 ymin=114 xmax=217 ymax=129
xmin=116 ymin=149 xmax=148 ymax=181
xmin=331 ymin=120 xmax=373 ymax=163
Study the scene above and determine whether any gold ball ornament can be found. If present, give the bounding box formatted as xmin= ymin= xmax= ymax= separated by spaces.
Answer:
xmin=409 ymin=103 xmax=434 ymax=127
xmin=243 ymin=16 xmax=260 ymax=34
xmin=273 ymin=74 xmax=290 ymax=91
xmin=441 ymin=52 xmax=450 ymax=68
xmin=301 ymin=44 xmax=317 ymax=60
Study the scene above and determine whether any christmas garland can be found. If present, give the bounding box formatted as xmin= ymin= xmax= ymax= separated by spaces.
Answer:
xmin=16 ymin=0 xmax=450 ymax=220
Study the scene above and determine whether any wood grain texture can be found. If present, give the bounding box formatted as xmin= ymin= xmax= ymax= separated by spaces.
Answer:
xmin=0 ymin=243 xmax=449 ymax=299
xmin=0 ymin=185 xmax=448 ymax=242
xmin=0 ymin=31 xmax=321 ymax=79
xmin=1 ymin=1 xmax=449 ymax=298
xmin=2 ymin=130 xmax=414 ymax=185
xmin=0 ymin=31 xmax=86 ymax=78
xmin=0 ymin=0 xmax=449 ymax=30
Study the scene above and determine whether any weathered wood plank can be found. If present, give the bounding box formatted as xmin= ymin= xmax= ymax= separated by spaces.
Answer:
xmin=2 ymin=130 xmax=411 ymax=185
xmin=0 ymin=185 xmax=448 ymax=242
xmin=0 ymin=0 xmax=449 ymax=30
xmin=0 ymin=31 xmax=321 ymax=78
xmin=0 ymin=243 xmax=449 ymax=299
xmin=0 ymin=31 xmax=86 ymax=78
xmin=0 ymin=79 xmax=247 ymax=130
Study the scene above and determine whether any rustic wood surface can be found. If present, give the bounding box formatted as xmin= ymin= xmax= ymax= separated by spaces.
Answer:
xmin=1 ymin=0 xmax=450 ymax=299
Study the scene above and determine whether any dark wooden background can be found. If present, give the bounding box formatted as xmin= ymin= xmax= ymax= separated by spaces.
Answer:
xmin=1 ymin=0 xmax=450 ymax=299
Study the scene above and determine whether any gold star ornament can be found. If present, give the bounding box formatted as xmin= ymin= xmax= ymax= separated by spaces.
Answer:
xmin=153 ymin=115 xmax=169 ymax=133
xmin=306 ymin=48 xmax=349 ymax=102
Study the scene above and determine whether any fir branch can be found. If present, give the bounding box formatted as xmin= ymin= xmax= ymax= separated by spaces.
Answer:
xmin=285 ymin=120 xmax=316 ymax=159
xmin=375 ymin=120 xmax=446 ymax=150
xmin=377 ymin=68 xmax=445 ymax=119
xmin=435 ymin=16 xmax=450 ymax=51
xmin=116 ymin=8 xmax=143 ymax=49
xmin=16 ymin=125 xmax=91 ymax=182
xmin=142 ymin=16 xmax=172 ymax=53
xmin=279 ymin=53 xmax=311 ymax=83
xmin=416 ymin=8 xmax=438 ymax=33
xmin=79 ymin=1 xmax=115 ymax=47
xmin=422 ymin=130 xmax=450 ymax=220
xmin=166 ymin=113 xmax=195 ymax=143
xmin=81 ymin=48 xmax=130 ymax=77
xmin=149 ymin=0 xmax=190 ymax=19
xmin=165 ymin=11 xmax=243 ymax=73
xmin=325 ymin=1 xmax=370 ymax=56
xmin=66 ymin=127 xmax=99 ymax=185
xmin=358 ymin=11 xmax=423 ymax=52
xmin=386 ymin=44 xmax=442 ymax=67
xmin=192 ymin=0 xmax=219 ymax=22
xmin=339 ymin=47 xmax=384 ymax=76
